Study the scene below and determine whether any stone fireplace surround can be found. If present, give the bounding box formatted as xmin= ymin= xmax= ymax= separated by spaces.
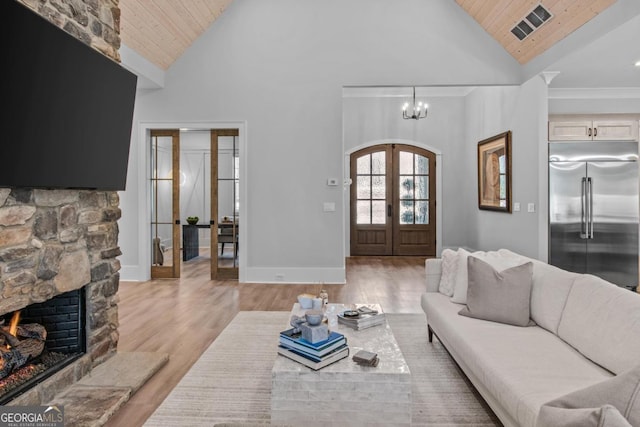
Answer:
xmin=0 ymin=189 xmax=120 ymax=404
xmin=1 ymin=0 xmax=125 ymax=405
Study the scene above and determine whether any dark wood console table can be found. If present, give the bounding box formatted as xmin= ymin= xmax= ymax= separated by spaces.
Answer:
xmin=182 ymin=223 xmax=238 ymax=261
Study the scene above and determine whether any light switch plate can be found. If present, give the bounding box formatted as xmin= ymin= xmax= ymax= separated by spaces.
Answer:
xmin=323 ymin=202 xmax=335 ymax=212
xmin=513 ymin=202 xmax=520 ymax=212
xmin=527 ymin=203 xmax=535 ymax=213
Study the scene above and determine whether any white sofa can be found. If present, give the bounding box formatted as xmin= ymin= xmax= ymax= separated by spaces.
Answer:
xmin=421 ymin=248 xmax=640 ymax=427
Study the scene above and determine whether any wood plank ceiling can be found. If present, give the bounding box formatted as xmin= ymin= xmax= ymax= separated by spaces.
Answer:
xmin=456 ymin=0 xmax=617 ymax=64
xmin=119 ymin=0 xmax=617 ymax=71
xmin=119 ymin=0 xmax=233 ymax=70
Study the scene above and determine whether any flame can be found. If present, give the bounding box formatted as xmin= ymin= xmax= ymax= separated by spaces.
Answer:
xmin=9 ymin=311 xmax=21 ymax=337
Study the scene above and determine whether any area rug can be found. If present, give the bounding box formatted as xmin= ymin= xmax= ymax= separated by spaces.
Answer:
xmin=143 ymin=311 xmax=500 ymax=426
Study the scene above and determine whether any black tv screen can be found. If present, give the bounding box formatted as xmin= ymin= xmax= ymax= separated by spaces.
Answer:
xmin=1 ymin=1 xmax=137 ymax=191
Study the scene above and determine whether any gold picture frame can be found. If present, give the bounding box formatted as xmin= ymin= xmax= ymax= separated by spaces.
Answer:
xmin=477 ymin=130 xmax=512 ymax=213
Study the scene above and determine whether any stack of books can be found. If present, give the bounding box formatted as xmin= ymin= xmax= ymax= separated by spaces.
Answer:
xmin=337 ymin=304 xmax=386 ymax=330
xmin=277 ymin=328 xmax=348 ymax=370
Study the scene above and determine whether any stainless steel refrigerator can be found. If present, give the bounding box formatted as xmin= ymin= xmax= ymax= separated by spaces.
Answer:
xmin=549 ymin=141 xmax=639 ymax=291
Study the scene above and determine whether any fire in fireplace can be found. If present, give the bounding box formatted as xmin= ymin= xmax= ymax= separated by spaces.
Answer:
xmin=0 ymin=289 xmax=86 ymax=404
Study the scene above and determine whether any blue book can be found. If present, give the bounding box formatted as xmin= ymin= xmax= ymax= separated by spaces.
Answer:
xmin=279 ymin=329 xmax=346 ymax=357
xmin=277 ymin=343 xmax=349 ymax=369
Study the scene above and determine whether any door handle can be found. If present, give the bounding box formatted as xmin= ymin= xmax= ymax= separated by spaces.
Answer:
xmin=580 ymin=178 xmax=587 ymax=239
xmin=387 ymin=204 xmax=392 ymax=217
xmin=587 ymin=128 xmax=592 ymax=137
xmin=587 ymin=177 xmax=594 ymax=239
xmin=593 ymin=127 xmax=598 ymax=137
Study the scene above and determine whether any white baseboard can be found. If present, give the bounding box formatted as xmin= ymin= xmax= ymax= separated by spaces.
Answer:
xmin=244 ymin=267 xmax=346 ymax=284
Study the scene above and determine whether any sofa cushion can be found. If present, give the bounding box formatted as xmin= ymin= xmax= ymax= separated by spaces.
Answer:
xmin=557 ymin=275 xmax=640 ymax=375
xmin=459 ymin=257 xmax=534 ymax=327
xmin=497 ymin=249 xmax=578 ymax=334
xmin=438 ymin=248 xmax=458 ymax=296
xmin=536 ymin=362 xmax=640 ymax=427
xmin=423 ymin=292 xmax=613 ymax=427
xmin=537 ymin=405 xmax=631 ymax=427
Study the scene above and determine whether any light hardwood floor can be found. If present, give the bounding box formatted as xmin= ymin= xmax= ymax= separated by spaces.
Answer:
xmin=104 ymin=255 xmax=428 ymax=427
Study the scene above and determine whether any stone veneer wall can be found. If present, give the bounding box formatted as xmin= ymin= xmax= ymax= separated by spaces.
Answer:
xmin=1 ymin=0 xmax=124 ymax=367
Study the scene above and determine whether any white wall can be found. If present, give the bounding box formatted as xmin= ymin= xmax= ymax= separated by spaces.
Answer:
xmin=119 ymin=0 xmax=526 ymax=282
xmin=464 ymin=77 xmax=549 ymax=259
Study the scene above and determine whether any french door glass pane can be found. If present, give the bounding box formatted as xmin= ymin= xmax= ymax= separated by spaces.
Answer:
xmin=400 ymin=177 xmax=414 ymax=199
xmin=416 ymin=201 xmax=428 ymax=224
xmin=416 ymin=176 xmax=429 ymax=199
xmin=399 ymin=151 xmax=413 ymax=174
xmin=400 ymin=200 xmax=414 ymax=224
xmin=152 ymin=223 xmax=173 ymax=267
xmin=357 ymin=155 xmax=371 ymax=174
xmin=357 ymin=176 xmax=371 ymax=199
xmin=357 ymin=201 xmax=371 ymax=224
xmin=371 ymin=175 xmax=385 ymax=199
xmin=155 ymin=180 xmax=173 ymax=223
xmin=372 ymin=201 xmax=386 ymax=224
xmin=371 ymin=152 xmax=385 ymax=174
xmin=415 ymin=154 xmax=428 ymax=174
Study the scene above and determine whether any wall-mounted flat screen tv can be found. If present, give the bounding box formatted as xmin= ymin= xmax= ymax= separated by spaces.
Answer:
xmin=0 ymin=1 xmax=137 ymax=191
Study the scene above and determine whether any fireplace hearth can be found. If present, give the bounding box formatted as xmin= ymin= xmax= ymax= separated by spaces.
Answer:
xmin=0 ymin=289 xmax=86 ymax=404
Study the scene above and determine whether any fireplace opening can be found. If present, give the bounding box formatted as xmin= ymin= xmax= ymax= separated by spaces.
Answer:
xmin=0 ymin=288 xmax=86 ymax=404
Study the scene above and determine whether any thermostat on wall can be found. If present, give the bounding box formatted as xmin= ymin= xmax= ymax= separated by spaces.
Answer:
xmin=327 ymin=178 xmax=338 ymax=186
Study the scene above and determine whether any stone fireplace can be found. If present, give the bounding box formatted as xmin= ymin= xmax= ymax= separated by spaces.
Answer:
xmin=0 ymin=189 xmax=121 ymax=404
xmin=0 ymin=0 xmax=127 ymax=408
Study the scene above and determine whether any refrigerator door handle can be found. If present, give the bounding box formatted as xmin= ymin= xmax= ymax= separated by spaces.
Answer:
xmin=580 ymin=177 xmax=588 ymax=239
xmin=587 ymin=177 xmax=594 ymax=239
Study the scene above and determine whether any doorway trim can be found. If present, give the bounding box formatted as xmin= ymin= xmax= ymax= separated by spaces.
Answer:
xmin=136 ymin=121 xmax=248 ymax=282
xmin=344 ymin=139 xmax=442 ymax=257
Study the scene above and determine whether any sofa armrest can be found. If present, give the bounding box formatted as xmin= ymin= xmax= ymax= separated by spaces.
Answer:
xmin=425 ymin=258 xmax=442 ymax=293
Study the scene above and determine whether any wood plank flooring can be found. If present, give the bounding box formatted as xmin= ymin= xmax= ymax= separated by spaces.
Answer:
xmin=104 ymin=255 xmax=428 ymax=427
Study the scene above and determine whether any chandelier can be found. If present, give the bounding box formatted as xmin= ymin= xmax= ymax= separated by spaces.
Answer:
xmin=402 ymin=87 xmax=428 ymax=120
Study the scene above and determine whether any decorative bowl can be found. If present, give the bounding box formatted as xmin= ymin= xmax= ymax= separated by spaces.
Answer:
xmin=186 ymin=216 xmax=199 ymax=225
xmin=305 ymin=310 xmax=324 ymax=326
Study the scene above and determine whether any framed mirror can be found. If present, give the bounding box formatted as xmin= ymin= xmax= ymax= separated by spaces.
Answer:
xmin=477 ymin=130 xmax=512 ymax=213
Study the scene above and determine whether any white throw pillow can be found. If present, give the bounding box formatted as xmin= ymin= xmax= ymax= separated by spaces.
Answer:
xmin=451 ymin=249 xmax=528 ymax=305
xmin=438 ymin=249 xmax=458 ymax=296
xmin=450 ymin=248 xmax=474 ymax=304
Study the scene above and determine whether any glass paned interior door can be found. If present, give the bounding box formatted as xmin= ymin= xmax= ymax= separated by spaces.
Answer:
xmin=150 ymin=130 xmax=180 ymax=277
xmin=398 ymin=151 xmax=429 ymax=225
xmin=217 ymin=135 xmax=239 ymax=271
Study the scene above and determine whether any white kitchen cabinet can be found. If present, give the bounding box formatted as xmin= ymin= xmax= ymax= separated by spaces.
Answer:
xmin=549 ymin=119 xmax=638 ymax=142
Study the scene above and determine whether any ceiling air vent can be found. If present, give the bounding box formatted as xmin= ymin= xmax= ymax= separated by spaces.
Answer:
xmin=511 ymin=4 xmax=553 ymax=41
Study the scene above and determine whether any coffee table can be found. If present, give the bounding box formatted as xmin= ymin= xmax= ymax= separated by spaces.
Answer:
xmin=271 ymin=303 xmax=411 ymax=426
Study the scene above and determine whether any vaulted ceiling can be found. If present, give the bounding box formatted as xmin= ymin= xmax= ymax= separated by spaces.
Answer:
xmin=119 ymin=0 xmax=618 ymax=71
xmin=120 ymin=0 xmax=233 ymax=70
